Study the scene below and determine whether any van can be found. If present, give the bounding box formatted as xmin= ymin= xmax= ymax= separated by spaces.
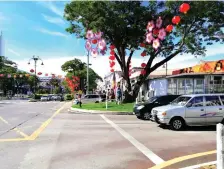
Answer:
xmin=151 ymin=94 xmax=224 ymax=130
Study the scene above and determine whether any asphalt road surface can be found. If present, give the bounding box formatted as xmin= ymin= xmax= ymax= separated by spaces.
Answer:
xmin=0 ymin=100 xmax=216 ymax=169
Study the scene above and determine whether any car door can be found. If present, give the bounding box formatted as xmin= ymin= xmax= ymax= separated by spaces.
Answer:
xmin=185 ymin=96 xmax=206 ymax=125
xmin=205 ymin=95 xmax=223 ymax=124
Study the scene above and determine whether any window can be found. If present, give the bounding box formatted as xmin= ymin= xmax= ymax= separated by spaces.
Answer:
xmin=219 ymin=96 xmax=224 ymax=105
xmin=188 ymin=96 xmax=204 ymax=107
xmin=205 ymin=96 xmax=221 ymax=106
xmin=170 ymin=96 xmax=191 ymax=106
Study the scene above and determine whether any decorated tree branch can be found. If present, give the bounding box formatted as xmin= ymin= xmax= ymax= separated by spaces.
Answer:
xmin=64 ymin=1 xmax=224 ymax=102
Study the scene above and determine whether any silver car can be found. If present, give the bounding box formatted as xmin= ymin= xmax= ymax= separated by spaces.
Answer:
xmin=80 ymin=94 xmax=106 ymax=104
xmin=40 ymin=96 xmax=48 ymax=101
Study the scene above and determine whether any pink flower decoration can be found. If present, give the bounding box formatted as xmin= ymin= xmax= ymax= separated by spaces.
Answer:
xmin=86 ymin=30 xmax=94 ymax=39
xmin=94 ymin=32 xmax=102 ymax=39
xmin=146 ymin=32 xmax=154 ymax=43
xmin=91 ymin=48 xmax=98 ymax=57
xmin=98 ymin=39 xmax=106 ymax=50
xmin=85 ymin=40 xmax=91 ymax=51
xmin=152 ymin=39 xmax=160 ymax=50
xmin=147 ymin=21 xmax=155 ymax=32
xmin=156 ymin=17 xmax=163 ymax=28
xmin=158 ymin=28 xmax=166 ymax=40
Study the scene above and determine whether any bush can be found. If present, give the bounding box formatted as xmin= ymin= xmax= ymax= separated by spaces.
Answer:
xmin=65 ymin=94 xmax=74 ymax=100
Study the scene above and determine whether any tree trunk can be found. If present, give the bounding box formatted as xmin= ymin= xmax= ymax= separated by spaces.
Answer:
xmin=122 ymin=80 xmax=141 ymax=103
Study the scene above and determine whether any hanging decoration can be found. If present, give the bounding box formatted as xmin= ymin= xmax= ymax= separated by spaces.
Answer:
xmin=37 ymin=72 xmax=42 ymax=75
xmin=45 ymin=73 xmax=48 ymax=76
xmin=30 ymin=69 xmax=34 ymax=73
xmin=179 ymin=3 xmax=190 ymax=14
xmin=172 ymin=16 xmax=181 ymax=25
xmin=109 ymin=44 xmax=116 ymax=72
xmin=165 ymin=25 xmax=173 ymax=33
xmin=85 ymin=30 xmax=107 ymax=58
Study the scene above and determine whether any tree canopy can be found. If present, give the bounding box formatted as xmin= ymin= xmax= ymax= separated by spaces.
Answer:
xmin=61 ymin=58 xmax=102 ymax=91
xmin=64 ymin=1 xmax=224 ymax=101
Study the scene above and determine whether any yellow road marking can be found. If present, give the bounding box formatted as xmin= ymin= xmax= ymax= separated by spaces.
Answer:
xmin=29 ymin=103 xmax=66 ymax=140
xmin=0 ymin=138 xmax=29 ymax=142
xmin=0 ymin=116 xmax=9 ymax=124
xmin=13 ymin=128 xmax=29 ymax=138
xmin=0 ymin=116 xmax=28 ymax=138
xmin=148 ymin=150 xmax=216 ymax=169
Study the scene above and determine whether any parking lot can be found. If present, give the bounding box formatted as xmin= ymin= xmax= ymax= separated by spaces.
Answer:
xmin=0 ymin=101 xmax=216 ymax=169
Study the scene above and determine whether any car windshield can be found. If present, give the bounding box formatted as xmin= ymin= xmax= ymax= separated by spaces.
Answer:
xmin=146 ymin=96 xmax=158 ymax=103
xmin=170 ymin=96 xmax=192 ymax=106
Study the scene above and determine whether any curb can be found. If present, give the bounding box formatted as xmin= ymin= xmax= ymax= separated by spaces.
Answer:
xmin=70 ymin=107 xmax=134 ymax=115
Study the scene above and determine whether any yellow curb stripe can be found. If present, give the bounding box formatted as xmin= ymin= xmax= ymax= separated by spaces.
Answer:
xmin=29 ymin=103 xmax=66 ymax=140
xmin=148 ymin=150 xmax=216 ymax=169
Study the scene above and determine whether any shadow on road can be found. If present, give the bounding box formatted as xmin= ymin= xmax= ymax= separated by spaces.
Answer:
xmin=158 ymin=124 xmax=216 ymax=131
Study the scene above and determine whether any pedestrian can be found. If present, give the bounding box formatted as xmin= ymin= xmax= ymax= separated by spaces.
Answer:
xmin=78 ymin=94 xmax=82 ymax=108
xmin=116 ymin=85 xmax=122 ymax=105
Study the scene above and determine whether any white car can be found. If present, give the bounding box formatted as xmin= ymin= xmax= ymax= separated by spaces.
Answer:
xmin=40 ymin=96 xmax=48 ymax=101
xmin=151 ymin=94 xmax=224 ymax=130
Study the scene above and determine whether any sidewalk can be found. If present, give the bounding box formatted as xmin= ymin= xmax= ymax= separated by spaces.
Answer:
xmin=70 ymin=107 xmax=134 ymax=115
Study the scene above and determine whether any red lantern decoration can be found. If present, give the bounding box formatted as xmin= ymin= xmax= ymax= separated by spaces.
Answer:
xmin=153 ymin=29 xmax=159 ymax=36
xmin=109 ymin=55 xmax=115 ymax=60
xmin=45 ymin=73 xmax=48 ymax=76
xmin=141 ymin=63 xmax=147 ymax=67
xmin=38 ymin=72 xmax=42 ymax=75
xmin=141 ymin=52 xmax=146 ymax=57
xmin=92 ymin=39 xmax=97 ymax=44
xmin=165 ymin=25 xmax=173 ymax=32
xmin=141 ymin=70 xmax=146 ymax=75
xmin=140 ymin=43 xmax=145 ymax=47
xmin=179 ymin=3 xmax=190 ymax=14
xmin=30 ymin=69 xmax=34 ymax=73
xmin=110 ymin=51 xmax=115 ymax=55
xmin=110 ymin=69 xmax=114 ymax=72
xmin=110 ymin=44 xmax=115 ymax=50
xmin=110 ymin=61 xmax=115 ymax=67
xmin=172 ymin=16 xmax=181 ymax=25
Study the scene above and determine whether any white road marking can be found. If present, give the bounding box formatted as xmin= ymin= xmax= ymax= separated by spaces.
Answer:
xmin=180 ymin=161 xmax=216 ymax=169
xmin=100 ymin=114 xmax=164 ymax=165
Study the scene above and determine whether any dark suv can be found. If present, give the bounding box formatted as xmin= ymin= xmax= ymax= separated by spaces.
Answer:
xmin=133 ymin=95 xmax=180 ymax=120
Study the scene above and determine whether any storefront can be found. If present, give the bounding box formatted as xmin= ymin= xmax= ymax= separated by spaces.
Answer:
xmin=148 ymin=59 xmax=224 ymax=96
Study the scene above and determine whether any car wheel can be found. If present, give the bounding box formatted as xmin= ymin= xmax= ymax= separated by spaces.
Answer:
xmin=170 ymin=117 xmax=185 ymax=131
xmin=143 ymin=112 xmax=151 ymax=120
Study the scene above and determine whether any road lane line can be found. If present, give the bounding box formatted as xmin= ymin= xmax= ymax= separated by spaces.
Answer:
xmin=148 ymin=150 xmax=216 ymax=169
xmin=29 ymin=103 xmax=67 ymax=140
xmin=180 ymin=161 xmax=216 ymax=169
xmin=0 ymin=116 xmax=29 ymax=139
xmin=100 ymin=115 xmax=164 ymax=165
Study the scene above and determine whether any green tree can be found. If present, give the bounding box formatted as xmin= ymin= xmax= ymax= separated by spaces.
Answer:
xmin=49 ymin=78 xmax=61 ymax=87
xmin=61 ymin=58 xmax=102 ymax=91
xmin=64 ymin=1 xmax=224 ymax=102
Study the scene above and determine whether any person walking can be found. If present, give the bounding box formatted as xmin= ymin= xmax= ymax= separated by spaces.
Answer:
xmin=116 ymin=85 xmax=122 ymax=105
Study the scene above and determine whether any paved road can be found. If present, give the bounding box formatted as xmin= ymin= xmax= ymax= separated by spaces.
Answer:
xmin=0 ymin=101 xmax=216 ymax=169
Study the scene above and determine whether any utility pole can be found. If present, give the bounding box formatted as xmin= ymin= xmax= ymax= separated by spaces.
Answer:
xmin=28 ymin=56 xmax=44 ymax=95
xmin=86 ymin=51 xmax=89 ymax=95
xmin=166 ymin=62 xmax=168 ymax=76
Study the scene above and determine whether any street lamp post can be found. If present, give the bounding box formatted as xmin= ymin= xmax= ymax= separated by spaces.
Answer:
xmin=163 ymin=62 xmax=168 ymax=76
xmin=28 ymin=56 xmax=44 ymax=95
xmin=86 ymin=51 xmax=89 ymax=95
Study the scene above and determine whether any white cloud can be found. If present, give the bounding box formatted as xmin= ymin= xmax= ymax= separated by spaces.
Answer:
xmin=40 ymin=1 xmax=64 ymax=17
xmin=36 ymin=27 xmax=68 ymax=38
xmin=41 ymin=14 xmax=65 ymax=25
xmin=8 ymin=48 xmax=20 ymax=57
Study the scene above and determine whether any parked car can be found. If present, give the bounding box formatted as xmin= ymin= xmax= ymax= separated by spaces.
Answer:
xmin=52 ymin=95 xmax=61 ymax=101
xmin=151 ymin=94 xmax=224 ymax=130
xmin=79 ymin=94 xmax=106 ymax=104
xmin=133 ymin=95 xmax=180 ymax=120
xmin=40 ymin=96 xmax=48 ymax=101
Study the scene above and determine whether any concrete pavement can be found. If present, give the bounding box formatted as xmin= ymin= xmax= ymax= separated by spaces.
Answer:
xmin=0 ymin=101 xmax=217 ymax=169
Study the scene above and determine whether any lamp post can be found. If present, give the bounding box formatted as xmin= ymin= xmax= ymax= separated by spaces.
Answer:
xmin=28 ymin=56 xmax=44 ymax=95
xmin=86 ymin=51 xmax=90 ymax=95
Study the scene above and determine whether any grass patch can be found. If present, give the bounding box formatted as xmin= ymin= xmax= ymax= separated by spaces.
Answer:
xmin=72 ymin=102 xmax=134 ymax=112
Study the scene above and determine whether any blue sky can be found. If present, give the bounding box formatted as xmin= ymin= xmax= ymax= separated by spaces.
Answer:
xmin=0 ymin=1 xmax=224 ymax=78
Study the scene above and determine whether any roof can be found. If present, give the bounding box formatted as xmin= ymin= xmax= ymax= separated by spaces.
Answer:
xmin=182 ymin=93 xmax=224 ymax=97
